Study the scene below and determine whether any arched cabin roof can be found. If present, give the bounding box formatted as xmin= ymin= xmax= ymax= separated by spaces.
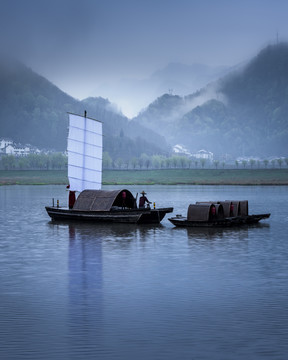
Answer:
xmin=187 ymin=203 xmax=224 ymax=221
xmin=73 ymin=189 xmax=135 ymax=211
xmin=196 ymin=200 xmax=249 ymax=217
xmin=227 ymin=200 xmax=248 ymax=216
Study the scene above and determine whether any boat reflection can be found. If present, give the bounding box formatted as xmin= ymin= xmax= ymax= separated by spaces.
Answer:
xmin=171 ymin=222 xmax=270 ymax=244
xmin=49 ymin=220 xmax=164 ymax=245
xmin=186 ymin=226 xmax=249 ymax=242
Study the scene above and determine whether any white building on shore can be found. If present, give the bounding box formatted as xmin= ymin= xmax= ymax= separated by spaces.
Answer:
xmin=192 ymin=149 xmax=213 ymax=161
xmin=0 ymin=139 xmax=40 ymax=156
xmin=173 ymin=145 xmax=214 ymax=161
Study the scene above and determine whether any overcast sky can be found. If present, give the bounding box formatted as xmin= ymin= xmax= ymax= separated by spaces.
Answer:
xmin=1 ymin=0 xmax=288 ymax=116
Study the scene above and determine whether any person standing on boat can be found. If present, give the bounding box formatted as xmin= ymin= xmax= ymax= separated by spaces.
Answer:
xmin=139 ymin=191 xmax=151 ymax=208
xmin=66 ymin=185 xmax=76 ymax=209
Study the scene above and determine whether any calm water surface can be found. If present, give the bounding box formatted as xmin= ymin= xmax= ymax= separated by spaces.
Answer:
xmin=0 ymin=185 xmax=288 ymax=360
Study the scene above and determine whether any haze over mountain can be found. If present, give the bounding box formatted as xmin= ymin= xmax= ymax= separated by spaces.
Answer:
xmin=2 ymin=0 xmax=287 ymax=120
xmin=0 ymin=43 xmax=288 ymax=160
xmin=92 ymin=63 xmax=230 ymax=118
xmin=0 ymin=59 xmax=169 ymax=160
xmin=133 ymin=43 xmax=288 ymax=158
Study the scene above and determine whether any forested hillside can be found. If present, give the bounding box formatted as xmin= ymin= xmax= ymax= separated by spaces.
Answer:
xmin=0 ymin=60 xmax=77 ymax=150
xmin=0 ymin=59 xmax=168 ymax=160
xmin=2 ymin=43 xmax=288 ymax=160
xmin=219 ymin=43 xmax=288 ymax=156
xmin=134 ymin=43 xmax=288 ymax=157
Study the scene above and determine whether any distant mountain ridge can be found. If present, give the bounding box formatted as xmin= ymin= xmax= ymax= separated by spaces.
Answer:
xmin=91 ymin=62 xmax=230 ymax=118
xmin=0 ymin=59 xmax=169 ymax=160
xmin=151 ymin=62 xmax=229 ymax=93
xmin=1 ymin=43 xmax=287 ymax=160
xmin=133 ymin=43 xmax=288 ymax=157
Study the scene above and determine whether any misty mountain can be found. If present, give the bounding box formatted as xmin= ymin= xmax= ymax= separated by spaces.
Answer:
xmin=2 ymin=43 xmax=287 ymax=161
xmin=133 ymin=43 xmax=288 ymax=157
xmin=91 ymin=62 xmax=229 ymax=117
xmin=151 ymin=62 xmax=229 ymax=94
xmin=0 ymin=59 xmax=168 ymax=160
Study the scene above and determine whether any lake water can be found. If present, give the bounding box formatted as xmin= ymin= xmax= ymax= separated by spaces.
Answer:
xmin=0 ymin=184 xmax=288 ymax=360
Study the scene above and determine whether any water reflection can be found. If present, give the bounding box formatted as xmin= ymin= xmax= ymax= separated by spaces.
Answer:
xmin=67 ymin=223 xmax=104 ymax=357
xmin=185 ymin=226 xmax=248 ymax=240
xmin=62 ymin=221 xmax=164 ymax=355
xmin=1 ymin=185 xmax=287 ymax=360
xmin=68 ymin=223 xmax=103 ymax=295
xmin=49 ymin=220 xmax=165 ymax=249
xmin=170 ymin=222 xmax=270 ymax=241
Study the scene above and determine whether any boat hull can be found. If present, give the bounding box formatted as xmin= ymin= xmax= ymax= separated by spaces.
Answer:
xmin=46 ymin=206 xmax=173 ymax=224
xmin=168 ymin=213 xmax=271 ymax=228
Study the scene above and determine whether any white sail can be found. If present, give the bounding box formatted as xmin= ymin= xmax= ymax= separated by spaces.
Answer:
xmin=67 ymin=113 xmax=102 ymax=192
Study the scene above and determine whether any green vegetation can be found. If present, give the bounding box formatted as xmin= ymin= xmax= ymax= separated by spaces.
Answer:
xmin=2 ymin=44 xmax=288 ymax=163
xmin=1 ymin=169 xmax=288 ymax=186
xmin=0 ymin=153 xmax=67 ymax=170
xmin=103 ymin=169 xmax=288 ymax=185
xmin=0 ymin=170 xmax=68 ymax=185
xmin=0 ymin=61 xmax=168 ymax=158
xmin=134 ymin=43 xmax=288 ymax=158
xmin=2 ymin=153 xmax=287 ymax=171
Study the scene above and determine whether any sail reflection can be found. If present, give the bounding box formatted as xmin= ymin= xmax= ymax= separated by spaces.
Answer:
xmin=66 ymin=221 xmax=161 ymax=353
xmin=68 ymin=223 xmax=104 ymax=355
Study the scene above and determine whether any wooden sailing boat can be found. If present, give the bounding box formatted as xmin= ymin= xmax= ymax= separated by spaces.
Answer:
xmin=45 ymin=112 xmax=173 ymax=224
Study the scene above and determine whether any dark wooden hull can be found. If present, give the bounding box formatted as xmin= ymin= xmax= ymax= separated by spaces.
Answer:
xmin=168 ymin=213 xmax=270 ymax=228
xmin=46 ymin=206 xmax=173 ymax=224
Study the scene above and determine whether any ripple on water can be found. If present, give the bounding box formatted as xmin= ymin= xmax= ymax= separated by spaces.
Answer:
xmin=0 ymin=185 xmax=287 ymax=360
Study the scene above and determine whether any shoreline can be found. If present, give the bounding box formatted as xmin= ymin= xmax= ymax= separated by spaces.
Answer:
xmin=1 ymin=169 xmax=288 ymax=186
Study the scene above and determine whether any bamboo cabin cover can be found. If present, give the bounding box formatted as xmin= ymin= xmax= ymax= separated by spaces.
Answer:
xmin=187 ymin=204 xmax=224 ymax=222
xmin=73 ymin=189 xmax=135 ymax=211
xmin=217 ymin=201 xmax=232 ymax=217
xmin=229 ymin=200 xmax=248 ymax=216
xmin=187 ymin=204 xmax=211 ymax=221
xmin=196 ymin=200 xmax=249 ymax=217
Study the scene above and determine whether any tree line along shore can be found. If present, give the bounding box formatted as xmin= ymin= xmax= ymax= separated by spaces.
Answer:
xmin=1 ymin=169 xmax=288 ymax=186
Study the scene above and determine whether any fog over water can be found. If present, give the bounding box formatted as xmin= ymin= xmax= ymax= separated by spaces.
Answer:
xmin=1 ymin=0 xmax=288 ymax=116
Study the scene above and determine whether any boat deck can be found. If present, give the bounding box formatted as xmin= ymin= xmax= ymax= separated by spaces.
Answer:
xmin=46 ymin=206 xmax=173 ymax=224
xmin=168 ymin=213 xmax=271 ymax=228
